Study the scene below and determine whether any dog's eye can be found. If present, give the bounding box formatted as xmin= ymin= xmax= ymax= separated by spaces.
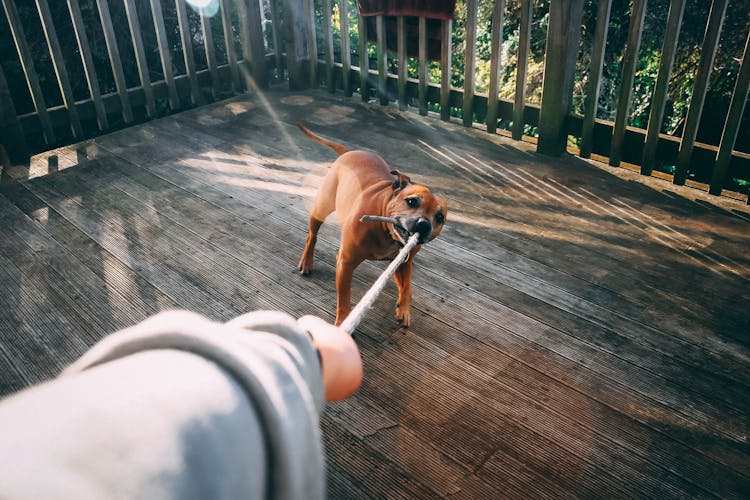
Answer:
xmin=435 ymin=212 xmax=444 ymax=224
xmin=406 ymin=198 xmax=419 ymax=208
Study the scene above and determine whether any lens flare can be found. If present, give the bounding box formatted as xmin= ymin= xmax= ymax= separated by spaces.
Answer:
xmin=186 ymin=0 xmax=219 ymax=17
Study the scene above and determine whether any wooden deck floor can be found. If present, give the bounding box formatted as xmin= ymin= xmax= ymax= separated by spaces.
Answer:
xmin=1 ymin=89 xmax=749 ymax=498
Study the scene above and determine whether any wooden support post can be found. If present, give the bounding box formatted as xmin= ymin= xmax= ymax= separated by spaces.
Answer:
xmin=397 ymin=16 xmax=407 ymax=110
xmin=124 ymin=0 xmax=156 ymax=117
xmin=462 ymin=0 xmax=477 ymax=127
xmin=220 ymin=0 xmax=241 ymax=93
xmin=641 ymin=0 xmax=685 ymax=174
xmin=176 ymin=0 xmax=202 ymax=105
xmin=282 ymin=0 xmax=313 ymax=89
xmin=512 ymin=0 xmax=531 ymax=139
xmin=358 ymin=11 xmax=369 ymax=101
xmin=236 ymin=0 xmax=269 ymax=90
xmin=306 ymin=0 xmax=318 ymax=88
xmin=377 ymin=15 xmax=388 ymax=105
xmin=95 ymin=0 xmax=133 ymax=122
xmin=340 ymin=0 xmax=352 ymax=96
xmin=201 ymin=10 xmax=222 ymax=98
xmin=439 ymin=19 xmax=452 ymax=121
xmin=580 ymin=0 xmax=612 ymax=158
xmin=0 ymin=63 xmax=29 ymax=164
xmin=151 ymin=0 xmax=180 ymax=110
xmin=537 ymin=0 xmax=585 ymax=156
xmin=69 ymin=0 xmax=109 ymax=128
xmin=323 ymin=0 xmax=334 ymax=92
xmin=709 ymin=30 xmax=750 ymax=196
xmin=486 ymin=0 xmax=505 ymax=133
xmin=418 ymin=17 xmax=428 ymax=115
xmin=674 ymin=0 xmax=728 ymax=185
xmin=268 ymin=0 xmax=284 ymax=80
xmin=610 ymin=0 xmax=647 ymax=166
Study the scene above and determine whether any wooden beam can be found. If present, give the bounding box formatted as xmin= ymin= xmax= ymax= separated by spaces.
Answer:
xmin=2 ymin=0 xmax=56 ymax=144
xmin=486 ymin=0 xmax=505 ymax=133
xmin=201 ymin=9 xmax=222 ymax=98
xmin=580 ymin=0 xmax=611 ymax=157
xmin=151 ymin=0 xmax=180 ymax=110
xmin=418 ymin=17 xmax=428 ymax=115
xmin=220 ymin=0 xmax=241 ymax=93
xmin=123 ymin=0 xmax=156 ymax=117
xmin=175 ymin=0 xmax=202 ymax=105
xmin=358 ymin=11 xmax=368 ymax=101
xmin=609 ymin=0 xmax=647 ymax=166
xmin=377 ymin=15 xmax=388 ymax=105
xmin=512 ymin=0 xmax=531 ymax=139
xmin=537 ymin=0 xmax=585 ymax=155
xmin=306 ymin=0 xmax=318 ymax=88
xmin=397 ymin=16 xmax=407 ymax=110
xmin=35 ymin=0 xmax=84 ymax=138
xmin=236 ymin=0 xmax=269 ymax=90
xmin=323 ymin=0 xmax=334 ymax=92
xmin=340 ymin=0 xmax=352 ymax=96
xmin=95 ymin=0 xmax=133 ymax=122
xmin=641 ymin=0 xmax=685 ymax=174
xmin=440 ymin=19 xmax=452 ymax=121
xmin=674 ymin=0 xmax=728 ymax=185
xmin=709 ymin=30 xmax=750 ymax=195
xmin=68 ymin=0 xmax=109 ymax=129
xmin=463 ymin=0 xmax=478 ymax=127
xmin=0 ymin=63 xmax=29 ymax=164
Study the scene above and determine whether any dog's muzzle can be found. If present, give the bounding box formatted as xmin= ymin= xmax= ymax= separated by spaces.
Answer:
xmin=412 ymin=217 xmax=432 ymax=244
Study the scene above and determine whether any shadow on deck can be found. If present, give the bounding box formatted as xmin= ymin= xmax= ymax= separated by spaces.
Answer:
xmin=1 ymin=89 xmax=748 ymax=498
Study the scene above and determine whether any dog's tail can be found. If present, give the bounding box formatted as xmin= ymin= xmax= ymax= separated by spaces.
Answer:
xmin=296 ymin=122 xmax=349 ymax=156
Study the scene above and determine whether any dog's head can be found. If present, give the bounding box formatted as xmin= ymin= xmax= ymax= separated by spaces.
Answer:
xmin=386 ymin=170 xmax=448 ymax=245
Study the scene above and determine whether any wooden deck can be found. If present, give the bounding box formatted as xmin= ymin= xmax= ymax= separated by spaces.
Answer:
xmin=1 ymin=89 xmax=749 ymax=498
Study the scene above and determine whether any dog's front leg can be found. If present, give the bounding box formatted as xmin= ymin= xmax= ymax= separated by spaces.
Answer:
xmin=335 ymin=255 xmax=359 ymax=326
xmin=394 ymin=258 xmax=414 ymax=327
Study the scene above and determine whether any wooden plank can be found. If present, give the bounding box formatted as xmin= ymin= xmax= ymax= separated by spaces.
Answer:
xmin=709 ymin=30 xmax=750 ymax=195
xmin=609 ymin=0 xmax=647 ymax=166
xmin=322 ymin=0 xmax=334 ymax=92
xmin=67 ymin=0 xmax=108 ymax=129
xmin=0 ymin=63 xmax=29 ymax=164
xmin=674 ymin=0 xmax=728 ymax=185
xmin=358 ymin=11 xmax=368 ymax=101
xmin=35 ymin=0 xmax=84 ymax=138
xmin=340 ymin=0 xmax=352 ymax=96
xmin=95 ymin=0 xmax=133 ymax=123
xmin=150 ymin=0 xmax=180 ymax=110
xmin=307 ymin=0 xmax=318 ymax=88
xmin=641 ymin=0 xmax=685 ymax=174
xmin=486 ymin=0 xmax=505 ymax=133
xmin=201 ymin=8 xmax=222 ymax=98
xmin=220 ymin=0 xmax=241 ymax=93
xmin=1 ymin=0 xmax=56 ymax=144
xmin=397 ymin=16 xmax=407 ymax=110
xmin=418 ymin=17 xmax=428 ymax=115
xmin=440 ymin=19 xmax=452 ymax=121
xmin=123 ymin=0 xmax=156 ymax=117
xmin=512 ymin=0 xmax=532 ymax=139
xmin=175 ymin=0 xmax=202 ymax=105
xmin=537 ymin=0 xmax=585 ymax=155
xmin=580 ymin=0 xmax=612 ymax=157
xmin=462 ymin=0 xmax=478 ymax=127
xmin=376 ymin=15 xmax=387 ymax=105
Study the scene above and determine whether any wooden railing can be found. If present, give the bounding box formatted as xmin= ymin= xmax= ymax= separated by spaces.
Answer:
xmin=1 ymin=0 xmax=749 ymax=201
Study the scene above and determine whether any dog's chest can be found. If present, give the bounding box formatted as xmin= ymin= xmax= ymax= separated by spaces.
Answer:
xmin=369 ymin=240 xmax=401 ymax=261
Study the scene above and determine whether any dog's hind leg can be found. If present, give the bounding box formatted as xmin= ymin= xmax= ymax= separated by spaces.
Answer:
xmin=298 ymin=174 xmax=337 ymax=275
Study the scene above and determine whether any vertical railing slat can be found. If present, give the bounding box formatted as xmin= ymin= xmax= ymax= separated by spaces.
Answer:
xmin=0 ymin=63 xmax=29 ymax=163
xmin=377 ymin=15 xmax=388 ymax=105
xmin=95 ymin=0 xmax=133 ymax=123
xmin=674 ymin=0 xmax=728 ymax=185
xmin=512 ymin=0 xmax=532 ymax=139
xmin=236 ymin=0 xmax=269 ymax=90
xmin=323 ymin=0 xmax=334 ymax=92
xmin=486 ymin=0 xmax=505 ymax=133
xmin=150 ymin=0 xmax=180 ymax=110
xmin=340 ymin=0 xmax=352 ymax=96
xmin=68 ymin=0 xmax=108 ymax=130
xmin=2 ymin=0 xmax=56 ymax=144
xmin=176 ymin=0 xmax=202 ymax=105
xmin=462 ymin=0 xmax=478 ymax=127
xmin=235 ymin=0 xmax=253 ymax=88
xmin=640 ymin=0 xmax=685 ymax=174
xmin=397 ymin=16 xmax=406 ymax=110
xmin=35 ymin=0 xmax=84 ymax=138
xmin=609 ymin=0 xmax=647 ymax=166
xmin=123 ymin=0 xmax=156 ymax=117
xmin=418 ymin=17 xmax=428 ymax=115
xmin=439 ymin=19 xmax=452 ymax=121
xmin=358 ymin=11 xmax=368 ymax=101
xmin=201 ymin=9 xmax=221 ymax=98
xmin=709 ymin=31 xmax=750 ymax=195
xmin=220 ymin=0 xmax=241 ymax=93
xmin=580 ymin=0 xmax=612 ymax=157
xmin=307 ymin=0 xmax=318 ymax=88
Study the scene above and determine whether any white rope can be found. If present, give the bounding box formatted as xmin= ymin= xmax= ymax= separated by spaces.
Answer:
xmin=340 ymin=232 xmax=420 ymax=335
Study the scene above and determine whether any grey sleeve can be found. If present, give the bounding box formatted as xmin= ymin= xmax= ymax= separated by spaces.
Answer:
xmin=0 ymin=310 xmax=326 ymax=500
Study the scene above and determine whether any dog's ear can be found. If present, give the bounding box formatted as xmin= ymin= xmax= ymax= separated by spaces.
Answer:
xmin=390 ymin=170 xmax=411 ymax=191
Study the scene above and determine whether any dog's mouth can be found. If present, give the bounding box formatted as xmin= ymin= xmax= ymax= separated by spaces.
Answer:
xmin=386 ymin=216 xmax=409 ymax=245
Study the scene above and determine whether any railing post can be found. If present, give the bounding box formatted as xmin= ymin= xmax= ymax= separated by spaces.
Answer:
xmin=537 ymin=0 xmax=585 ymax=156
xmin=282 ymin=0 xmax=314 ymax=89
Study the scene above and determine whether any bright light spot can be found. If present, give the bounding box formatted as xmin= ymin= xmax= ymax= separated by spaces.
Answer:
xmin=186 ymin=0 xmax=219 ymax=17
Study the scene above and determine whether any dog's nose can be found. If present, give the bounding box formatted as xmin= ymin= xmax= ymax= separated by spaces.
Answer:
xmin=414 ymin=217 xmax=432 ymax=241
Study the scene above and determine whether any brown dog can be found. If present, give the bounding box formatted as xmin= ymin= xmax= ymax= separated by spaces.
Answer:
xmin=296 ymin=123 xmax=447 ymax=327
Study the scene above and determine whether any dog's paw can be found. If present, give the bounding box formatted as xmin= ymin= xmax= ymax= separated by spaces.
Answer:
xmin=297 ymin=257 xmax=313 ymax=276
xmin=395 ymin=306 xmax=411 ymax=327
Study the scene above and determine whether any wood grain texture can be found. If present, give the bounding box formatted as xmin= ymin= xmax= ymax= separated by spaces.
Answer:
xmin=1 ymin=90 xmax=749 ymax=498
